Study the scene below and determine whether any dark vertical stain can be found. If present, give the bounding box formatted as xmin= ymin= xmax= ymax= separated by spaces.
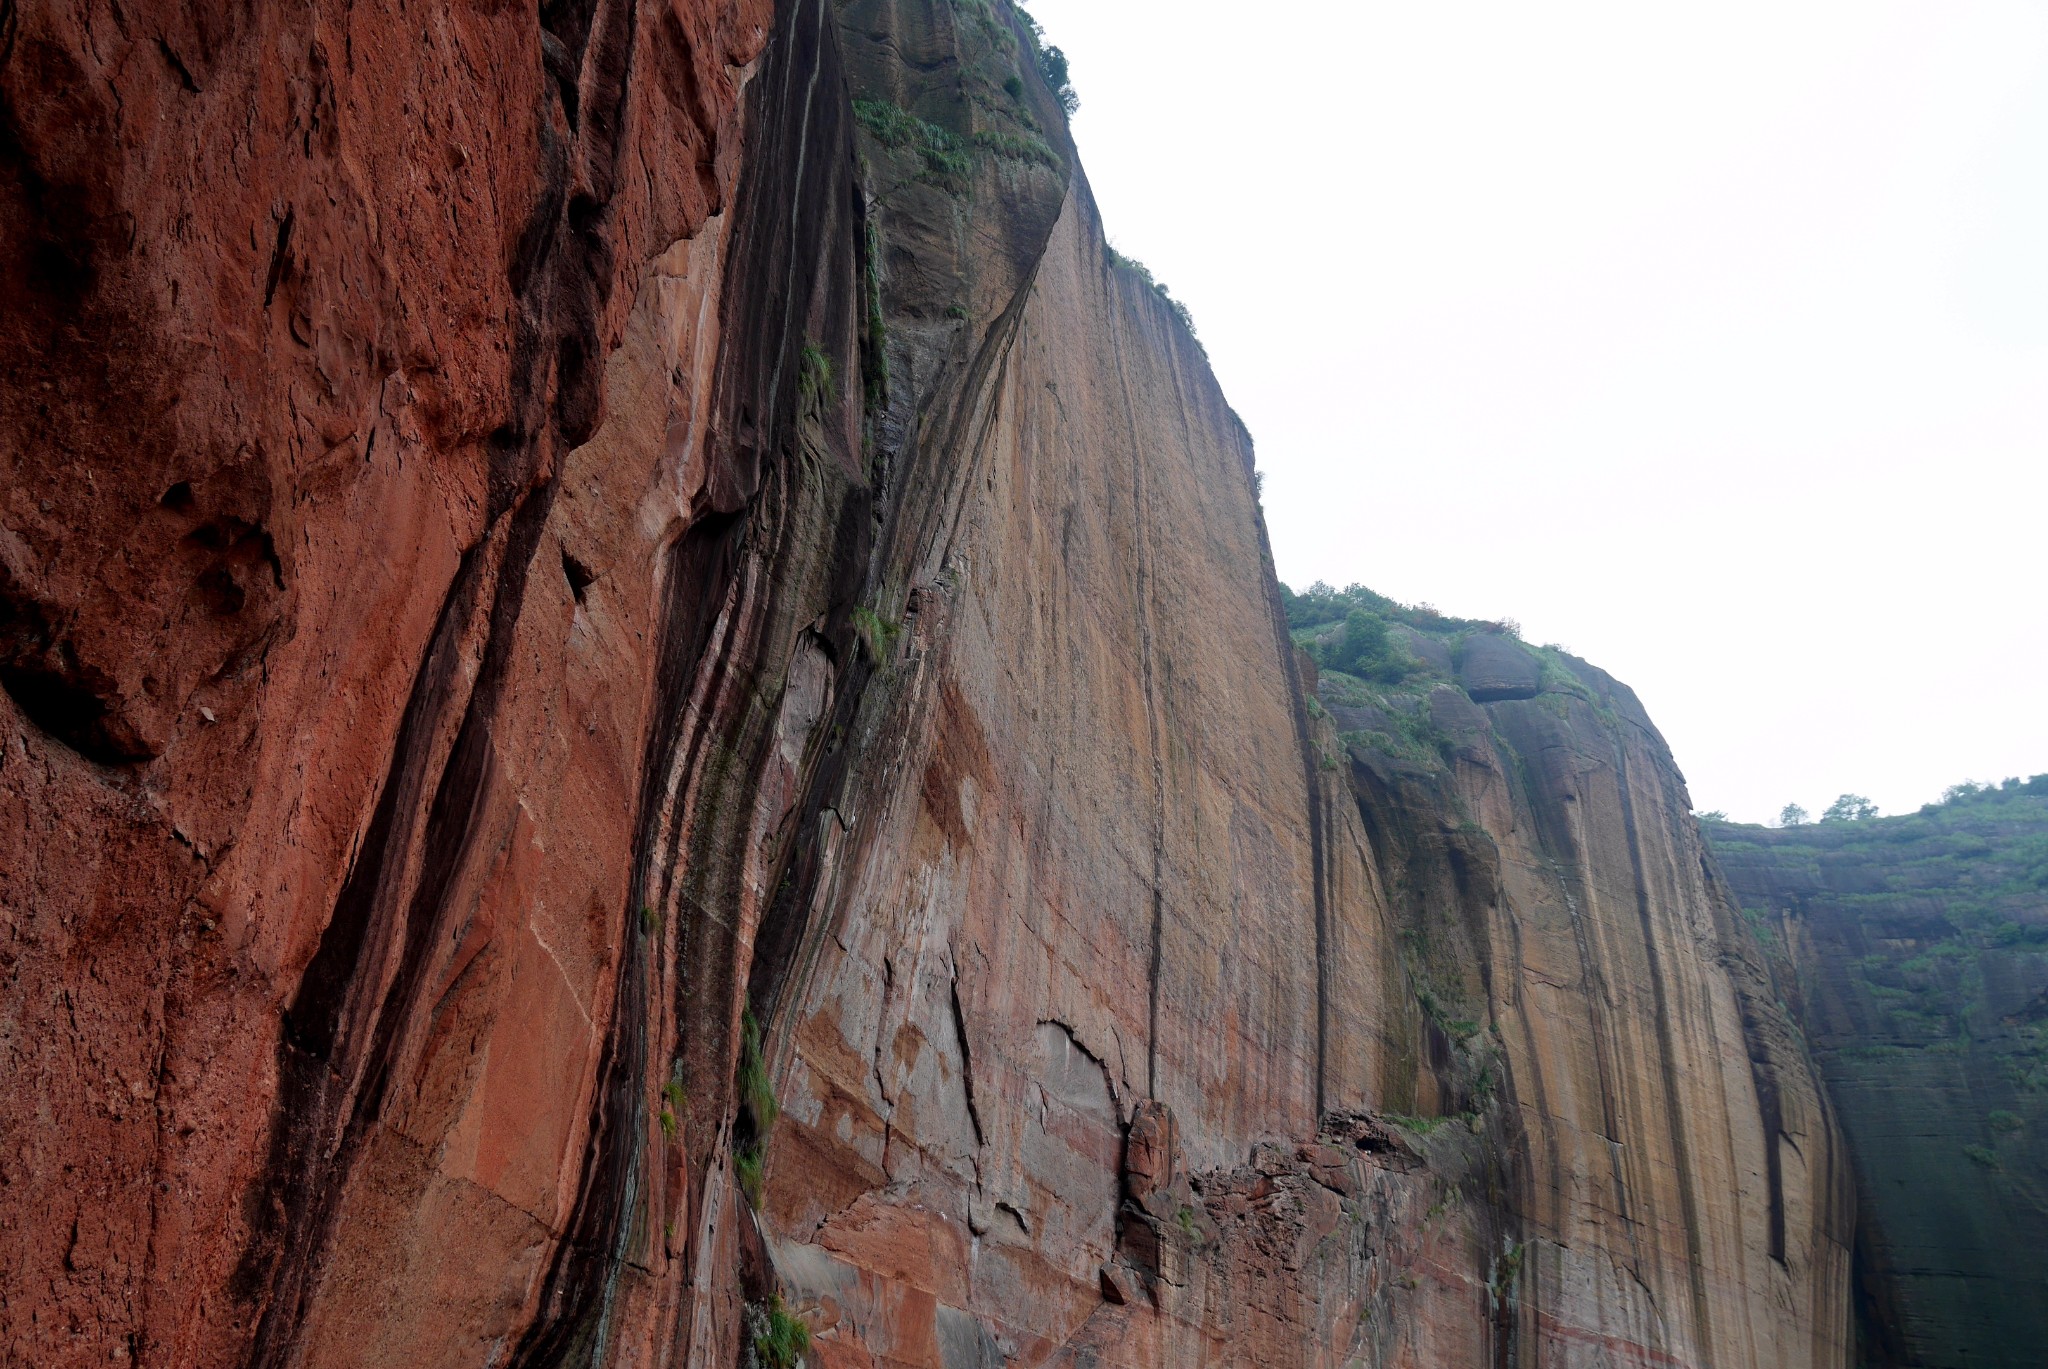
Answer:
xmin=261 ymin=207 xmax=294 ymax=307
xmin=511 ymin=0 xmax=865 ymax=1358
xmin=244 ymin=486 xmax=556 ymax=1366
xmin=507 ymin=511 xmax=743 ymax=1368
xmin=1707 ymin=853 xmax=1791 ymax=1267
xmin=1753 ymin=1060 xmax=1787 ymax=1263
xmin=276 ymin=544 xmax=489 ymax=1068
xmin=235 ymin=0 xmax=665 ymax=1356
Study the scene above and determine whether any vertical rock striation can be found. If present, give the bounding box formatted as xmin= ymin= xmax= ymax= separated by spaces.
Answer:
xmin=0 ymin=0 xmax=1853 ymax=1365
xmin=0 ymin=0 xmax=788 ymax=1361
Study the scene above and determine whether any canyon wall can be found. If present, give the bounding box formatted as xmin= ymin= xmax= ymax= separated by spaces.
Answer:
xmin=1 ymin=1 xmax=1849 ymax=1365
xmin=1707 ymin=795 xmax=2048 ymax=1368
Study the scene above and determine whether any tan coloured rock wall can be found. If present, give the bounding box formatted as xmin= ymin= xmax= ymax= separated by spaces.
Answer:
xmin=1335 ymin=664 xmax=1857 ymax=1366
xmin=750 ymin=148 xmax=1856 ymax=1362
xmin=757 ymin=175 xmax=1331 ymax=1362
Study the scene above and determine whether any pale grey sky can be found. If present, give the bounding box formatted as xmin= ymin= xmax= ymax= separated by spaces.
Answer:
xmin=1025 ymin=0 xmax=2048 ymax=824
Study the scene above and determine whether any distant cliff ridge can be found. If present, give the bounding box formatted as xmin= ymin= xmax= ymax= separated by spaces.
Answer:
xmin=1705 ymin=786 xmax=2048 ymax=1369
xmin=3 ymin=1 xmax=1851 ymax=1365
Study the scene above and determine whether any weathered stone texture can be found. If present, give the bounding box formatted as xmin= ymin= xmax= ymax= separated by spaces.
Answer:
xmin=0 ymin=0 xmax=782 ymax=1362
xmin=1336 ymin=663 xmax=1857 ymax=1367
xmin=748 ymin=139 xmax=1856 ymax=1366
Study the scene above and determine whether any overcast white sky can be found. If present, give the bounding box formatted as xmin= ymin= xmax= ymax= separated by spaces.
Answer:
xmin=1024 ymin=0 xmax=2048 ymax=825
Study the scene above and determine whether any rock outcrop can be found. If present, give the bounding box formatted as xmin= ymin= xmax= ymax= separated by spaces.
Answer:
xmin=1706 ymin=791 xmax=2048 ymax=1368
xmin=1 ymin=1 xmax=1851 ymax=1366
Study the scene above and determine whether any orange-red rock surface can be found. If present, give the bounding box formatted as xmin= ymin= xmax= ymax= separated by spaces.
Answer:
xmin=1 ymin=1 xmax=1852 ymax=1365
xmin=0 ymin=0 xmax=783 ymax=1361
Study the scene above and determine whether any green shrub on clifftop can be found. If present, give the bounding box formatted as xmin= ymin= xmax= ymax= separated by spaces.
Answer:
xmin=1319 ymin=608 xmax=1411 ymax=683
xmin=1106 ymin=246 xmax=1203 ymax=353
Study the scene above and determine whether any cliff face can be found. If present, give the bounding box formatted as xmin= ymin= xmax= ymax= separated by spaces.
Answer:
xmin=1705 ymin=793 xmax=2048 ymax=1368
xmin=0 ymin=0 xmax=795 ymax=1361
xmin=1287 ymin=605 xmax=1856 ymax=1367
xmin=1 ymin=1 xmax=1849 ymax=1366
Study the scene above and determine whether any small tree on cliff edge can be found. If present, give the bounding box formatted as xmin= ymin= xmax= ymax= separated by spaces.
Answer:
xmin=1822 ymin=794 xmax=1879 ymax=822
xmin=1779 ymin=803 xmax=1810 ymax=827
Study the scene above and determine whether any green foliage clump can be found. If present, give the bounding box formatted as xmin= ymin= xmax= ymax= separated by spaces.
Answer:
xmin=1822 ymin=793 xmax=1879 ymax=823
xmin=1964 ymin=1144 xmax=2001 ymax=1170
xmin=740 ymin=1010 xmax=779 ymax=1135
xmin=1013 ymin=5 xmax=1080 ymax=115
xmin=1320 ymin=608 xmax=1410 ymax=683
xmin=971 ymin=128 xmax=1063 ymax=171
xmin=2015 ymin=835 xmax=2048 ymax=890
xmin=1280 ymin=580 xmax=1516 ymax=639
xmin=860 ymin=213 xmax=889 ymax=415
xmin=1989 ymin=1109 xmax=2025 ymax=1134
xmin=735 ymin=1143 xmax=766 ymax=1207
xmin=1940 ymin=775 xmax=2048 ymax=808
xmin=1337 ymin=695 xmax=1453 ymax=771
xmin=659 ymin=1068 xmax=687 ymax=1141
xmin=798 ymin=343 xmax=835 ymax=407
xmin=850 ymin=604 xmax=902 ymax=662
xmin=853 ymin=99 xmax=973 ymax=191
xmin=1491 ymin=1241 xmax=1526 ymax=1301
xmin=747 ymin=1294 xmax=811 ymax=1369
xmin=733 ymin=1010 xmax=779 ymax=1208
xmin=1036 ymin=43 xmax=1079 ymax=115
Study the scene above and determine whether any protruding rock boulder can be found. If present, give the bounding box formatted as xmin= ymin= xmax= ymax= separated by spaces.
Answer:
xmin=1456 ymin=631 xmax=1543 ymax=701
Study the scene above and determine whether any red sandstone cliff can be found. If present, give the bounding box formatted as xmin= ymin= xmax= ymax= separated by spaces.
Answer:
xmin=0 ymin=1 xmax=1849 ymax=1365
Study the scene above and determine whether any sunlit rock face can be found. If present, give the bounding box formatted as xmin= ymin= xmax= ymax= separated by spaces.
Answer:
xmin=0 ymin=0 xmax=1850 ymax=1364
xmin=1708 ymin=796 xmax=2048 ymax=1369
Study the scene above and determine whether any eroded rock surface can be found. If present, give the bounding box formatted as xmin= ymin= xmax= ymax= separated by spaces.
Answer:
xmin=1 ymin=0 xmax=1853 ymax=1365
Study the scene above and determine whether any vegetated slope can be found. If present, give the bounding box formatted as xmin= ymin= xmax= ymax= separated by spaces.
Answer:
xmin=1704 ymin=784 xmax=2048 ymax=1369
xmin=0 ymin=0 xmax=1847 ymax=1365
